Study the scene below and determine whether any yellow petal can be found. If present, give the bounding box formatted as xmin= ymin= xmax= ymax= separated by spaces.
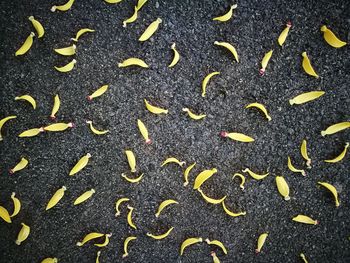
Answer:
xmin=19 ymin=127 xmax=44 ymax=137
xmin=122 ymin=236 xmax=137 ymax=258
xmin=259 ymin=50 xmax=273 ymax=75
xmin=77 ymin=232 xmax=104 ymax=246
xmin=324 ymin=143 xmax=349 ymax=163
xmin=155 ymin=199 xmax=178 ymax=217
xmin=222 ymin=201 xmax=246 ymax=217
xmin=182 ymin=108 xmax=206 ymax=120
xmin=144 ymin=99 xmax=168 ymax=114
xmin=15 ymin=32 xmax=35 ymax=56
xmin=292 ymin=215 xmax=318 ymax=225
xmin=127 ymin=206 xmax=137 ymax=229
xmin=136 ymin=0 xmax=148 ymax=10
xmin=221 ymin=132 xmax=255 ymax=142
xmin=54 ymin=59 xmax=77 ymax=72
xmin=201 ymin=71 xmax=220 ymax=97
xmin=211 ymin=252 xmax=221 ymax=263
xmin=242 ymin=168 xmax=269 ymax=180
xmin=137 ymin=119 xmax=151 ymax=144
xmin=198 ymin=188 xmax=226 ymax=204
xmin=256 ymin=233 xmax=268 ymax=253
xmin=301 ymin=52 xmax=319 ymax=78
xmin=275 ymin=176 xmax=290 ymax=200
xmin=15 ymin=94 xmax=37 ymax=109
xmin=0 ymin=115 xmax=17 ymax=141
xmin=168 ymin=43 xmax=180 ymax=67
xmin=214 ymin=41 xmax=239 ymax=62
xmin=50 ymin=94 xmax=60 ymax=120
xmin=193 ymin=168 xmax=217 ymax=190
xmin=71 ymin=28 xmax=95 ymax=42
xmin=115 ymin=197 xmax=130 ymax=217
xmin=29 ymin=16 xmax=45 ymax=38
xmin=95 ymin=233 xmax=112 ymax=247
xmin=54 ymin=44 xmax=76 ymax=56
xmin=15 ymin=223 xmax=30 ymax=245
xmin=104 ymin=0 xmax=122 ymax=3
xmin=10 ymin=157 xmax=29 ymax=174
xmin=41 ymin=257 xmax=58 ymax=263
xmin=51 ymin=0 xmax=75 ymax=12
xmin=123 ymin=6 xmax=138 ymax=27
xmin=74 ymin=189 xmax=95 ymax=205
xmin=10 ymin=192 xmax=21 ymax=217
xmin=289 ymin=91 xmax=325 ymax=105
xmin=278 ymin=21 xmax=292 ymax=46
xmin=0 ymin=206 xmax=12 ymax=223
xmin=287 ymin=156 xmax=306 ymax=176
xmin=232 ymin=173 xmax=246 ymax=190
xmin=86 ymin=120 xmax=109 ymax=135
xmin=139 ymin=18 xmax=162 ymax=42
xmin=44 ymin=122 xmax=74 ymax=132
xmin=161 ymin=157 xmax=185 ymax=167
xmin=125 ymin=150 xmax=137 ymax=172
xmin=121 ymin=173 xmax=144 ymax=183
xmin=183 ymin=162 xmax=196 ymax=186
xmin=180 ymin=237 xmax=203 ymax=255
xmin=301 ymin=139 xmax=312 ymax=168
xmin=321 ymin=122 xmax=350 ymax=136
xmin=69 ymin=153 xmax=91 ymax=176
xmin=245 ymin=102 xmax=271 ymax=121
xmin=46 ymin=186 xmax=66 ymax=210
xmin=213 ymin=4 xmax=237 ymax=22
xmin=95 ymin=251 xmax=101 ymax=263
xmin=300 ymin=253 xmax=309 ymax=263
xmin=321 ymin=25 xmax=347 ymax=48
xmin=205 ymin=239 xmax=228 ymax=255
xmin=147 ymin=227 xmax=174 ymax=240
xmin=118 ymin=58 xmax=149 ymax=68
xmin=88 ymin=85 xmax=108 ymax=100
xmin=318 ymin=182 xmax=340 ymax=207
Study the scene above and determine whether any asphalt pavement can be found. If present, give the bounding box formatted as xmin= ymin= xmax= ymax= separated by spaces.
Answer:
xmin=0 ymin=0 xmax=349 ymax=262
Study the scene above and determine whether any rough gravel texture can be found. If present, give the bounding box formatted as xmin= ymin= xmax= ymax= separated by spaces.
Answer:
xmin=1 ymin=0 xmax=350 ymax=262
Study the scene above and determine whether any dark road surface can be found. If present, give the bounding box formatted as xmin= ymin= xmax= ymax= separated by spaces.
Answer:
xmin=0 ymin=0 xmax=349 ymax=262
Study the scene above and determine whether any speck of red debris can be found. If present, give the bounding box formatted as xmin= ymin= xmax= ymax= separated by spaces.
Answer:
xmin=220 ymin=131 xmax=228 ymax=137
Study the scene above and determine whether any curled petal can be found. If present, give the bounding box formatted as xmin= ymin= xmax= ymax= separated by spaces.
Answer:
xmin=139 ymin=18 xmax=162 ymax=42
